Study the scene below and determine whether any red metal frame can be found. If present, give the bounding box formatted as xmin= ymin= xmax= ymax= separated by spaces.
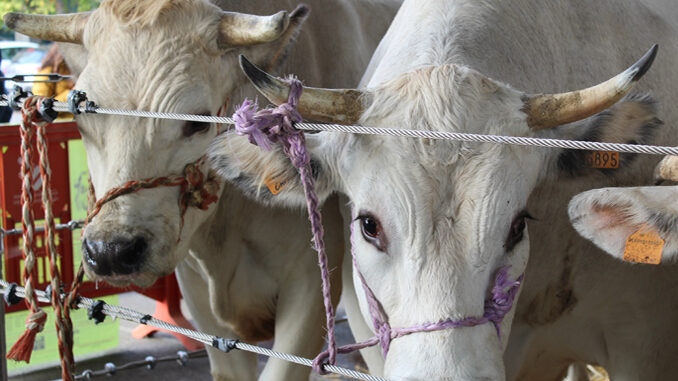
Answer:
xmin=0 ymin=120 xmax=201 ymax=350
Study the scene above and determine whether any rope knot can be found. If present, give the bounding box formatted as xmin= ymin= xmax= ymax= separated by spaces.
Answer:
xmin=483 ymin=266 xmax=523 ymax=336
xmin=377 ymin=322 xmax=393 ymax=357
xmin=233 ymin=79 xmax=308 ymax=168
xmin=26 ymin=309 xmax=48 ymax=332
xmin=182 ymin=160 xmax=220 ymax=210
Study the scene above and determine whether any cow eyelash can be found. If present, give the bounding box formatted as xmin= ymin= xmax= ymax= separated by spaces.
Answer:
xmin=182 ymin=110 xmax=212 ymax=137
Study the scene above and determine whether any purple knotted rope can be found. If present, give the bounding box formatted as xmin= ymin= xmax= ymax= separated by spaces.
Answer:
xmin=233 ymin=79 xmax=337 ymax=374
xmin=234 ymin=79 xmax=524 ymax=375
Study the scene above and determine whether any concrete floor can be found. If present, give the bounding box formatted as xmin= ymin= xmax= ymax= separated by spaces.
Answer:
xmin=6 ymin=293 xmax=366 ymax=381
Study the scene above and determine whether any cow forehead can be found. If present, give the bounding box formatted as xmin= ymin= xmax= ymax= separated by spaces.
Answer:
xmin=80 ymin=2 xmax=223 ymax=94
xmin=345 ymin=140 xmax=535 ymax=247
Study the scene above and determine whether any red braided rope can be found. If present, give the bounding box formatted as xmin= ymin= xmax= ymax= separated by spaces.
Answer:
xmin=84 ymin=157 xmax=220 ymax=241
xmin=7 ymin=96 xmax=75 ymax=380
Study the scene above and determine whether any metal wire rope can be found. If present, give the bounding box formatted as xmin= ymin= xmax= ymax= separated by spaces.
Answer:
xmin=0 ymin=280 xmax=388 ymax=381
xmin=2 ymin=95 xmax=678 ymax=156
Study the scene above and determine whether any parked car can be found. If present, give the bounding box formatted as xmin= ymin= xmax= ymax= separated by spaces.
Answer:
xmin=1 ymin=41 xmax=48 ymax=92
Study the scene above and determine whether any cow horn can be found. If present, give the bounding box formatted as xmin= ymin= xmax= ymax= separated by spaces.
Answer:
xmin=3 ymin=12 xmax=90 ymax=44
xmin=523 ymin=45 xmax=658 ymax=130
xmin=239 ymin=55 xmax=365 ymax=124
xmin=219 ymin=10 xmax=293 ymax=48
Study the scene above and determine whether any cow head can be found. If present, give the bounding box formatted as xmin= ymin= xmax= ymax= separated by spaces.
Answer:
xmin=3 ymin=0 xmax=309 ymax=287
xmin=568 ymin=155 xmax=678 ymax=264
xmin=209 ymin=46 xmax=659 ymax=379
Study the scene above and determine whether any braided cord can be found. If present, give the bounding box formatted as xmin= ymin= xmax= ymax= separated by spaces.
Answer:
xmin=36 ymin=113 xmax=76 ymax=379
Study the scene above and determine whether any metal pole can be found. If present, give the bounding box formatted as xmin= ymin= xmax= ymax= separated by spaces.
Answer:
xmin=0 ymin=229 xmax=8 ymax=381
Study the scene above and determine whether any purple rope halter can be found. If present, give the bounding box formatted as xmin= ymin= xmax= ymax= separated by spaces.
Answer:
xmin=233 ymin=79 xmax=524 ymax=375
xmin=234 ymin=80 xmax=337 ymax=372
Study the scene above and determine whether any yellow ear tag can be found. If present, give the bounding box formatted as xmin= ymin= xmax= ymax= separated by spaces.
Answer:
xmin=623 ymin=225 xmax=664 ymax=265
xmin=585 ymin=151 xmax=620 ymax=169
xmin=264 ymin=175 xmax=286 ymax=195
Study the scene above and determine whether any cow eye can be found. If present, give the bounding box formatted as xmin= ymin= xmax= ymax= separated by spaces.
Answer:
xmin=182 ymin=112 xmax=212 ymax=137
xmin=357 ymin=213 xmax=387 ymax=252
xmin=505 ymin=210 xmax=533 ymax=252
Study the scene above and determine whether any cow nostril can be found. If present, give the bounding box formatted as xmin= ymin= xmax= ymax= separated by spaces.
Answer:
xmin=82 ymin=238 xmax=112 ymax=276
xmin=82 ymin=236 xmax=147 ymax=276
xmin=110 ymin=236 xmax=147 ymax=275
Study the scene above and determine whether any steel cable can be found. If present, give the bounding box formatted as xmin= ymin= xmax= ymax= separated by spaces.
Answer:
xmin=2 ymin=96 xmax=677 ymax=156
xmin=0 ymin=280 xmax=387 ymax=381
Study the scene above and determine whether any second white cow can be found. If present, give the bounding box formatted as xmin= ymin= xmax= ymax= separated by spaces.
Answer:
xmin=209 ymin=0 xmax=678 ymax=380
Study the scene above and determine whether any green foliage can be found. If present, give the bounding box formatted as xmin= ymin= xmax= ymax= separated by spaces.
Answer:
xmin=1 ymin=0 xmax=100 ymax=31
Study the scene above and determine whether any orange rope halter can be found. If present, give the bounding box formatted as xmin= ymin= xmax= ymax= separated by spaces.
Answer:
xmin=85 ymin=156 xmax=220 ymax=242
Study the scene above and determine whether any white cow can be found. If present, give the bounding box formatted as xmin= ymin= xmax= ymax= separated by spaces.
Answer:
xmin=208 ymin=0 xmax=678 ymax=380
xmin=569 ymin=155 xmax=678 ymax=264
xmin=3 ymin=0 xmax=401 ymax=380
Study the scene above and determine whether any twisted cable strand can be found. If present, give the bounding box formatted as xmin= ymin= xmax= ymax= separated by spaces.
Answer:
xmin=3 ymin=97 xmax=677 ymax=156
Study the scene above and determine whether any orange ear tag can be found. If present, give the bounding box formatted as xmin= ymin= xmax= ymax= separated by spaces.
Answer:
xmin=585 ymin=151 xmax=620 ymax=169
xmin=623 ymin=225 xmax=664 ymax=265
xmin=264 ymin=176 xmax=286 ymax=195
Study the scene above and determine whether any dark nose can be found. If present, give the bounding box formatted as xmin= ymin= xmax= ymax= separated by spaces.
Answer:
xmin=83 ymin=236 xmax=148 ymax=276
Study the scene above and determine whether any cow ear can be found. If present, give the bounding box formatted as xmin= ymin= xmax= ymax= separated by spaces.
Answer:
xmin=568 ymin=186 xmax=678 ymax=264
xmin=555 ymin=95 xmax=662 ymax=178
xmin=57 ymin=42 xmax=87 ymax=77
xmin=208 ymin=130 xmax=342 ymax=208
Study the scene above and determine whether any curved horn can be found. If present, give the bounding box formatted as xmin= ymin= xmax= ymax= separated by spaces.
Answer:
xmin=219 ymin=10 xmax=291 ymax=48
xmin=239 ymin=55 xmax=365 ymax=124
xmin=3 ymin=12 xmax=90 ymax=44
xmin=523 ymin=45 xmax=658 ymax=130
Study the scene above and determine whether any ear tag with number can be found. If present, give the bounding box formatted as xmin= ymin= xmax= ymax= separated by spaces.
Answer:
xmin=264 ymin=175 xmax=286 ymax=195
xmin=585 ymin=151 xmax=620 ymax=169
xmin=623 ymin=225 xmax=664 ymax=265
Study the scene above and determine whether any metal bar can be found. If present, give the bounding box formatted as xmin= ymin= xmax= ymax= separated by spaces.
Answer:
xmin=0 ymin=73 xmax=73 ymax=83
xmin=0 ymin=220 xmax=84 ymax=236
xmin=0 ymin=228 xmax=8 ymax=381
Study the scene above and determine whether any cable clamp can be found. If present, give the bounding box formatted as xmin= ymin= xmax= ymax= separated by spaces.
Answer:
xmin=38 ymin=97 xmax=58 ymax=123
xmin=84 ymin=100 xmax=98 ymax=113
xmin=67 ymin=89 xmax=88 ymax=115
xmin=145 ymin=355 xmax=156 ymax=370
xmin=80 ymin=369 xmax=94 ymax=379
xmin=176 ymin=350 xmax=189 ymax=366
xmin=88 ymin=300 xmax=107 ymax=324
xmin=104 ymin=362 xmax=116 ymax=375
xmin=8 ymin=85 xmax=28 ymax=111
xmin=212 ymin=337 xmax=239 ymax=353
xmin=4 ymin=282 xmax=22 ymax=306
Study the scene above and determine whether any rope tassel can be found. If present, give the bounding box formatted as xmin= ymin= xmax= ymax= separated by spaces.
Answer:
xmin=6 ymin=309 xmax=47 ymax=362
